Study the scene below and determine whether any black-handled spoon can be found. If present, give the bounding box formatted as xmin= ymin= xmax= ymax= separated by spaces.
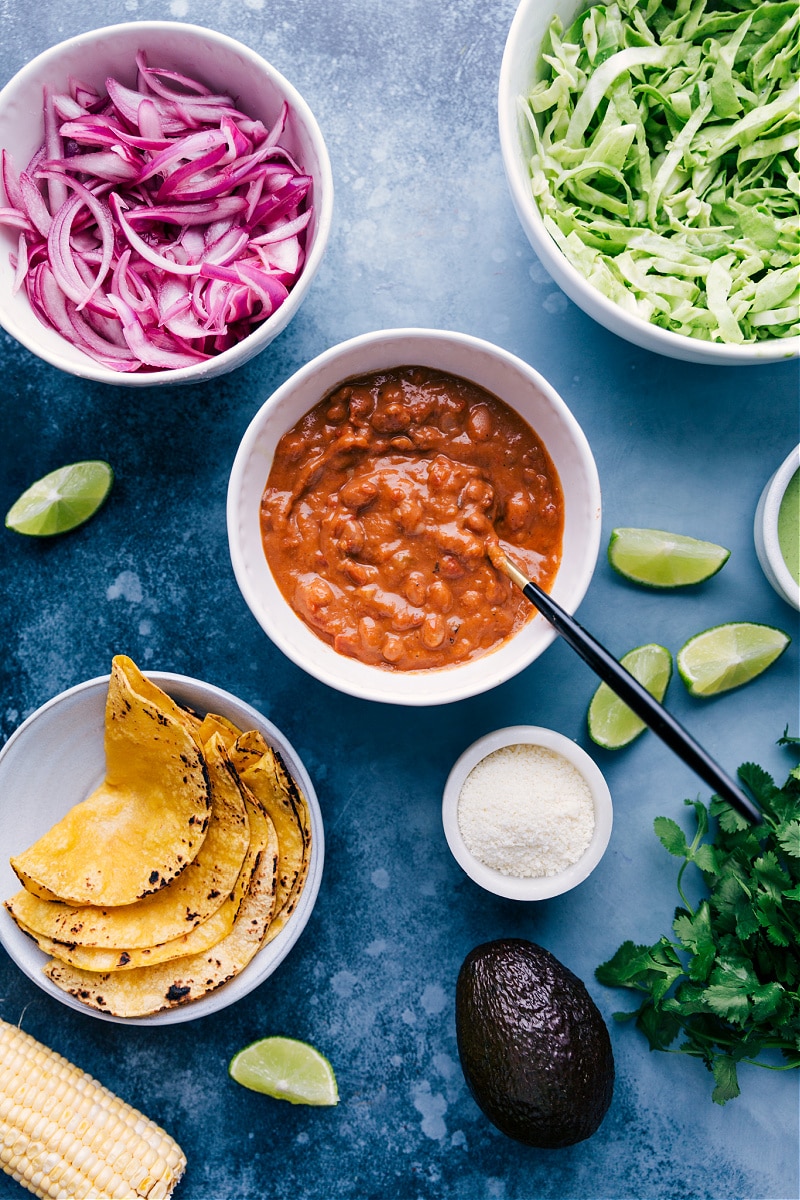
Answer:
xmin=495 ymin=550 xmax=761 ymax=823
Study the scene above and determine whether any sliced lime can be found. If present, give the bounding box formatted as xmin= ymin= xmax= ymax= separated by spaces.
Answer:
xmin=229 ymin=1036 xmax=339 ymax=1106
xmin=608 ymin=527 xmax=730 ymax=588
xmin=588 ymin=643 xmax=673 ymax=749
xmin=5 ymin=460 xmax=113 ymax=536
xmin=677 ymin=622 xmax=791 ymax=697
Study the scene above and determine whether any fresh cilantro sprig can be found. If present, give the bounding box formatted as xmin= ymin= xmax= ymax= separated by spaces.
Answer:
xmin=596 ymin=737 xmax=800 ymax=1104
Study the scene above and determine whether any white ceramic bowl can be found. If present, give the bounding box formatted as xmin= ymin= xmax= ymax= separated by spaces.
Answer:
xmin=0 ymin=671 xmax=324 ymax=1025
xmin=227 ymin=327 xmax=602 ymax=706
xmin=442 ymin=725 xmax=613 ymax=900
xmin=0 ymin=22 xmax=333 ymax=386
xmin=498 ymin=0 xmax=800 ymax=366
xmin=754 ymin=444 xmax=800 ymax=611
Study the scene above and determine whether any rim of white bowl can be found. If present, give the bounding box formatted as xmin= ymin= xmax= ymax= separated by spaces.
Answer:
xmin=226 ymin=326 xmax=602 ymax=706
xmin=0 ymin=22 xmax=334 ymax=386
xmin=754 ymin=444 xmax=800 ymax=611
xmin=442 ymin=725 xmax=613 ymax=900
xmin=497 ymin=0 xmax=799 ymax=366
xmin=0 ymin=670 xmax=324 ymax=1025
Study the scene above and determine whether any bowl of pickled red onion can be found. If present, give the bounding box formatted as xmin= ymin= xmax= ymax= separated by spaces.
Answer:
xmin=0 ymin=22 xmax=333 ymax=385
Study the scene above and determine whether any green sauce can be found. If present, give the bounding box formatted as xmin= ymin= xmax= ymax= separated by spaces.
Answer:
xmin=777 ymin=467 xmax=800 ymax=586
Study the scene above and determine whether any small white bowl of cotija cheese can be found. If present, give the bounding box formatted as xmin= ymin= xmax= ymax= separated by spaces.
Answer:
xmin=442 ymin=726 xmax=612 ymax=900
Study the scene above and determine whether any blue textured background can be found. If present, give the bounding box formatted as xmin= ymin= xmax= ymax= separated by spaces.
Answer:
xmin=1 ymin=2 xmax=798 ymax=1198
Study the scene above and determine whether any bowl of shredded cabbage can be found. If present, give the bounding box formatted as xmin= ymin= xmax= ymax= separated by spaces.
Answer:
xmin=499 ymin=0 xmax=799 ymax=364
xmin=0 ymin=22 xmax=333 ymax=385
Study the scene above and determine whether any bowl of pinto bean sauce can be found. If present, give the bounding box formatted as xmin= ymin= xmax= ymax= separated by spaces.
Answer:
xmin=227 ymin=327 xmax=601 ymax=706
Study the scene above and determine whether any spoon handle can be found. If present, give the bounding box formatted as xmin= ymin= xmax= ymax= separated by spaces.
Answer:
xmin=500 ymin=555 xmax=761 ymax=823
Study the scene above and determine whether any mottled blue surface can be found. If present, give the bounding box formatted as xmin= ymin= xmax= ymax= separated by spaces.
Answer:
xmin=1 ymin=1 xmax=799 ymax=1198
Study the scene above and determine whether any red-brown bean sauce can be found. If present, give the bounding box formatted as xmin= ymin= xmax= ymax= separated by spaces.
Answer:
xmin=260 ymin=367 xmax=564 ymax=670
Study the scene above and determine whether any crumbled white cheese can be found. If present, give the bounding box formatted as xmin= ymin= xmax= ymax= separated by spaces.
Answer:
xmin=457 ymin=743 xmax=595 ymax=878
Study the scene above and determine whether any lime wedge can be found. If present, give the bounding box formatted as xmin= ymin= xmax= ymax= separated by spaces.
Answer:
xmin=677 ymin=622 xmax=791 ymax=697
xmin=5 ymin=460 xmax=113 ymax=536
xmin=229 ymin=1036 xmax=339 ymax=1106
xmin=608 ymin=528 xmax=730 ymax=588
xmin=588 ymin=643 xmax=673 ymax=749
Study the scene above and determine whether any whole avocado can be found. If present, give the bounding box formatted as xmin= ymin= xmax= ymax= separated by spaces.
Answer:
xmin=455 ymin=938 xmax=614 ymax=1148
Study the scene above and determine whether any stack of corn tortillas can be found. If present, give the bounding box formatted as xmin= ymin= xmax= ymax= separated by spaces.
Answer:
xmin=5 ymin=655 xmax=311 ymax=1018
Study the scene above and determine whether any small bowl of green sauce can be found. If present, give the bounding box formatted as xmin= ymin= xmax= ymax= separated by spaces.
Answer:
xmin=754 ymin=445 xmax=800 ymax=612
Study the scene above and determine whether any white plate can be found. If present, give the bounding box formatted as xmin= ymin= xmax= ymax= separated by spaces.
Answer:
xmin=0 ymin=671 xmax=323 ymax=1025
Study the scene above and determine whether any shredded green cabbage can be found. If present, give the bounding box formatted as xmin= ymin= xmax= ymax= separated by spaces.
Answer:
xmin=523 ymin=0 xmax=800 ymax=343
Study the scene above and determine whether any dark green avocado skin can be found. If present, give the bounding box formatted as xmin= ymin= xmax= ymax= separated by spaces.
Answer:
xmin=456 ymin=938 xmax=615 ymax=1149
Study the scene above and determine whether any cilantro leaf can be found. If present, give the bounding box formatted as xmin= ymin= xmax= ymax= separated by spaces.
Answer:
xmin=778 ymin=820 xmax=800 ymax=858
xmin=750 ymin=981 xmax=786 ymax=1023
xmin=738 ymin=762 xmax=776 ymax=806
xmin=596 ymin=941 xmax=654 ymax=987
xmin=673 ymin=902 xmax=716 ymax=982
xmin=596 ymin=740 xmax=800 ymax=1104
xmin=654 ymin=816 xmax=689 ymax=857
xmin=711 ymin=1056 xmax=741 ymax=1105
xmin=702 ymin=982 xmax=751 ymax=1026
xmin=636 ymin=1001 xmax=681 ymax=1052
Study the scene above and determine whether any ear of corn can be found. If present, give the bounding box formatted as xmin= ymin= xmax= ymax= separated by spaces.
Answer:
xmin=0 ymin=1018 xmax=186 ymax=1199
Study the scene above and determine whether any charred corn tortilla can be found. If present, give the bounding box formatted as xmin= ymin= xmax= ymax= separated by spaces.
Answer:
xmin=4 ymin=657 xmax=315 ymax=1017
xmin=10 ymin=658 xmax=211 ymax=906
xmin=230 ymin=731 xmax=310 ymax=921
xmin=116 ymin=654 xmax=204 ymax=738
xmin=6 ymin=734 xmax=250 ymax=949
xmin=197 ymin=712 xmax=242 ymax=749
xmin=44 ymin=807 xmax=280 ymax=1018
xmin=19 ymin=789 xmax=274 ymax=973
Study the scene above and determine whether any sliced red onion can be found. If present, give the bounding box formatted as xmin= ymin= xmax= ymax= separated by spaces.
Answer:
xmin=44 ymin=172 xmax=115 ymax=311
xmin=43 ymin=150 xmax=140 ymax=183
xmin=69 ymin=78 xmax=102 ymax=109
xmin=108 ymin=292 xmax=209 ymax=367
xmin=0 ymin=207 xmax=36 ymax=235
xmin=19 ymin=172 xmax=53 ymax=237
xmin=1 ymin=150 xmax=24 ymax=211
xmin=53 ymin=93 xmax=87 ymax=121
xmin=43 ymin=86 xmax=68 ymax=214
xmin=135 ymin=51 xmax=213 ymax=99
xmin=0 ymin=57 xmax=313 ymax=372
xmin=250 ymin=208 xmax=311 ymax=245
xmin=12 ymin=231 xmax=28 ymax=293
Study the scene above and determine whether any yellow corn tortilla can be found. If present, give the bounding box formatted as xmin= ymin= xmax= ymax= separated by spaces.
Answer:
xmin=10 ymin=659 xmax=211 ymax=906
xmin=115 ymin=654 xmax=204 ymax=738
xmin=44 ymin=808 xmax=280 ymax=1018
xmin=229 ymin=731 xmax=310 ymax=920
xmin=6 ymin=735 xmax=250 ymax=949
xmin=197 ymin=712 xmax=242 ymax=749
xmin=20 ymin=788 xmax=274 ymax=973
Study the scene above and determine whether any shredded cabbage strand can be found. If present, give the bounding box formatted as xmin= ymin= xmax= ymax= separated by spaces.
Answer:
xmin=523 ymin=0 xmax=800 ymax=343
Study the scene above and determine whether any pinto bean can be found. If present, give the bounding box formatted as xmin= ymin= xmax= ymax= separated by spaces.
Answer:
xmin=463 ymin=507 xmax=491 ymax=535
xmin=466 ymin=404 xmax=492 ymax=442
xmin=393 ymin=497 xmax=423 ymax=534
xmin=337 ymin=519 xmax=365 ymax=554
xmin=359 ymin=616 xmax=381 ymax=650
xmin=427 ymin=579 xmax=453 ymax=612
xmin=294 ymin=576 xmax=334 ymax=614
xmin=339 ymin=477 xmax=378 ymax=511
xmin=505 ymin=490 xmax=533 ymax=531
xmin=372 ymin=402 xmax=411 ymax=433
xmin=404 ymin=571 xmax=427 ymax=606
xmin=381 ymin=634 xmax=405 ymax=664
xmin=421 ymin=613 xmax=446 ymax=649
